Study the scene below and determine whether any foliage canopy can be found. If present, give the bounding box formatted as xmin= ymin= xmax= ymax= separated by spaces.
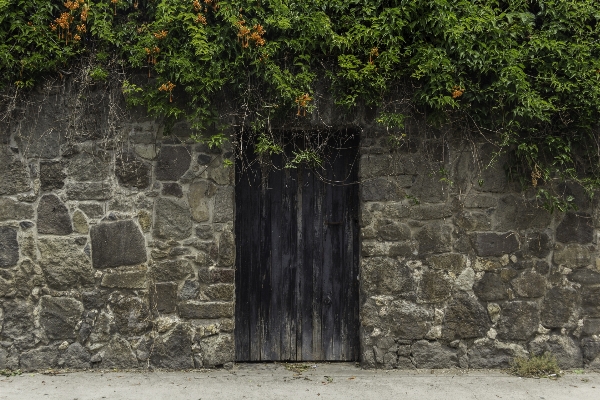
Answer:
xmin=1 ymin=0 xmax=600 ymax=201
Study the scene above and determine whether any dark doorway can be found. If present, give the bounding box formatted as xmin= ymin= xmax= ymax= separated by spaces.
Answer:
xmin=234 ymin=134 xmax=360 ymax=361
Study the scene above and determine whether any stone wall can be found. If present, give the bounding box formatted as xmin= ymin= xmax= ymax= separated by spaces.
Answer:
xmin=1 ymin=80 xmax=599 ymax=371
xmin=0 ymin=82 xmax=235 ymax=370
xmin=359 ymin=129 xmax=600 ymax=369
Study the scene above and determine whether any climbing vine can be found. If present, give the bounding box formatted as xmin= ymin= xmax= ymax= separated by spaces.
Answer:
xmin=1 ymin=1 xmax=600 ymax=203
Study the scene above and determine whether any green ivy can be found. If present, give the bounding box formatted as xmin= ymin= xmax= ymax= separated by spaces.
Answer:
xmin=2 ymin=0 xmax=600 ymax=198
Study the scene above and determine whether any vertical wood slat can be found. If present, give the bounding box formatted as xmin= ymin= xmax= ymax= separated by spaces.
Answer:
xmin=235 ymin=134 xmax=360 ymax=361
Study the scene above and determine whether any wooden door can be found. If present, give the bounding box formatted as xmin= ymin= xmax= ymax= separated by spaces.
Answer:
xmin=234 ymin=135 xmax=360 ymax=361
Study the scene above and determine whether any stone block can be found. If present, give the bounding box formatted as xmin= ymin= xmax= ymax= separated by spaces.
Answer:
xmin=115 ymin=152 xmax=151 ymax=189
xmin=556 ymin=213 xmax=594 ymax=244
xmin=1 ymin=299 xmax=34 ymax=341
xmin=0 ymin=150 xmax=31 ymax=195
xmin=151 ymin=282 xmax=178 ymax=313
xmin=205 ymin=284 xmax=234 ymax=301
xmin=0 ymin=226 xmax=19 ymax=268
xmin=39 ymin=160 xmax=66 ymax=191
xmin=582 ymin=337 xmax=600 ymax=363
xmin=40 ymin=296 xmax=84 ymax=340
xmin=90 ymin=220 xmax=147 ymax=269
xmin=153 ymin=197 xmax=193 ymax=240
xmin=374 ymin=220 xmax=411 ymax=241
xmin=197 ymin=333 xmax=234 ymax=367
xmin=72 ymin=210 xmax=89 ymax=234
xmin=20 ymin=346 xmax=59 ymax=371
xmin=179 ymin=280 xmax=200 ymax=300
xmin=213 ymin=186 xmax=234 ymax=223
xmin=38 ymin=237 xmax=94 ymax=290
xmin=66 ymin=150 xmax=111 ymax=181
xmin=37 ymin=194 xmax=72 ymax=235
xmin=411 ymin=341 xmax=458 ymax=369
xmin=582 ymin=318 xmax=600 ymax=336
xmin=418 ymin=270 xmax=452 ymax=303
xmin=162 ymin=182 xmax=183 ymax=197
xmin=197 ymin=268 xmax=234 ymax=284
xmin=463 ymin=194 xmax=497 ymax=209
xmin=442 ymin=293 xmax=490 ymax=340
xmin=361 ymin=257 xmax=415 ymax=297
xmin=568 ymin=268 xmax=600 ymax=285
xmin=178 ymin=301 xmax=234 ymax=319
xmin=361 ymin=177 xmax=412 ymax=201
xmin=66 ymin=181 xmax=113 ymax=200
xmin=62 ymin=342 xmax=91 ymax=369
xmin=218 ymin=230 xmax=235 ymax=267
xmin=474 ymin=273 xmax=508 ymax=301
xmin=493 ymin=195 xmax=552 ymax=231
xmin=496 ymin=301 xmax=539 ymax=340
xmin=385 ymin=300 xmax=432 ymax=340
xmin=468 ymin=339 xmax=528 ymax=368
xmin=529 ymin=335 xmax=583 ymax=369
xmin=582 ymin=286 xmax=600 ymax=317
xmin=101 ymin=336 xmax=139 ymax=369
xmin=101 ymin=268 xmax=147 ymax=289
xmin=455 ymin=210 xmax=491 ymax=231
xmin=149 ymin=324 xmax=194 ymax=369
xmin=541 ymin=287 xmax=581 ymax=328
xmin=410 ymin=204 xmax=452 ymax=221
xmin=77 ymin=202 xmax=104 ymax=219
xmin=155 ymin=146 xmax=191 ymax=181
xmin=416 ymin=223 xmax=452 ymax=255
xmin=524 ymin=231 xmax=552 ymax=258
xmin=553 ymin=243 xmax=592 ymax=267
xmin=111 ymin=296 xmax=150 ymax=335
xmin=188 ymin=180 xmax=215 ymax=222
xmin=471 ymin=232 xmax=519 ymax=257
xmin=511 ymin=270 xmax=546 ymax=298
xmin=151 ymin=259 xmax=193 ymax=282
xmin=409 ymin=174 xmax=447 ymax=203
xmin=428 ymin=253 xmax=467 ymax=274
xmin=0 ymin=198 xmax=34 ymax=221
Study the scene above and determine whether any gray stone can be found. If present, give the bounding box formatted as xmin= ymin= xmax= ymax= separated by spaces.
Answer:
xmin=511 ymin=270 xmax=546 ymax=298
xmin=72 ymin=210 xmax=89 ymax=234
xmin=178 ymin=301 xmax=234 ymax=319
xmin=112 ymin=296 xmax=150 ymax=336
xmin=524 ymin=231 xmax=552 ymax=258
xmin=78 ymin=203 xmax=104 ymax=219
xmin=541 ymin=287 xmax=581 ymax=328
xmin=410 ymin=204 xmax=453 ymax=221
xmin=101 ymin=268 xmax=147 ymax=289
xmin=66 ymin=181 xmax=113 ymax=200
xmin=474 ymin=273 xmax=508 ymax=301
xmin=162 ymin=182 xmax=183 ymax=197
xmin=40 ymin=296 xmax=84 ymax=340
xmin=151 ymin=282 xmax=178 ymax=313
xmin=188 ymin=180 xmax=215 ymax=222
xmin=529 ymin=335 xmax=583 ymax=369
xmin=218 ymin=230 xmax=235 ymax=267
xmin=82 ymin=290 xmax=107 ymax=310
xmin=556 ymin=213 xmax=594 ymax=244
xmin=205 ymin=284 xmax=234 ymax=301
xmin=568 ymin=268 xmax=600 ymax=285
xmin=463 ymin=194 xmax=497 ymax=209
xmin=197 ymin=268 xmax=235 ymax=284
xmin=0 ymin=198 xmax=34 ymax=221
xmin=468 ymin=339 xmax=528 ymax=368
xmin=371 ymin=300 xmax=432 ymax=340
xmin=213 ymin=186 xmax=234 ymax=223
xmin=374 ymin=220 xmax=411 ymax=241
xmin=115 ymin=152 xmax=151 ymax=189
xmin=416 ymin=223 xmax=452 ymax=255
xmin=1 ymin=299 xmax=34 ymax=341
xmin=20 ymin=346 xmax=59 ymax=371
xmin=197 ymin=333 xmax=234 ymax=367
xmin=582 ymin=318 xmax=600 ymax=336
xmin=442 ymin=293 xmax=490 ymax=340
xmin=428 ymin=253 xmax=467 ymax=274
xmin=179 ymin=280 xmax=200 ymax=300
xmin=497 ymin=301 xmax=539 ymax=340
xmin=494 ymin=195 xmax=552 ymax=231
xmin=409 ymin=174 xmax=448 ymax=203
xmin=39 ymin=160 xmax=66 ymax=191
xmin=582 ymin=286 xmax=600 ymax=317
xmin=0 ymin=226 xmax=19 ymax=268
xmin=455 ymin=210 xmax=491 ymax=231
xmin=90 ymin=220 xmax=147 ymax=269
xmin=151 ymin=259 xmax=193 ymax=282
xmin=155 ymin=146 xmax=191 ymax=181
xmin=418 ymin=270 xmax=452 ymax=303
xmin=361 ymin=177 xmax=412 ymax=201
xmin=153 ymin=197 xmax=193 ymax=240
xmin=197 ymin=154 xmax=212 ymax=165
xmin=471 ymin=232 xmax=519 ymax=257
xmin=66 ymin=150 xmax=111 ymax=181
xmin=361 ymin=258 xmax=415 ymax=297
xmin=553 ymin=244 xmax=591 ymax=267
xmin=37 ymin=194 xmax=72 ymax=235
xmin=38 ymin=237 xmax=94 ymax=290
xmin=62 ymin=342 xmax=91 ymax=369
xmin=582 ymin=337 xmax=600 ymax=363
xmin=0 ymin=150 xmax=30 ymax=195
xmin=411 ymin=340 xmax=458 ymax=369
xmin=101 ymin=336 xmax=139 ymax=369
xmin=150 ymin=324 xmax=194 ymax=369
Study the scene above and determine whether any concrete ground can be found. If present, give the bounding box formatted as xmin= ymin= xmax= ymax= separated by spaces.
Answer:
xmin=1 ymin=363 xmax=598 ymax=400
